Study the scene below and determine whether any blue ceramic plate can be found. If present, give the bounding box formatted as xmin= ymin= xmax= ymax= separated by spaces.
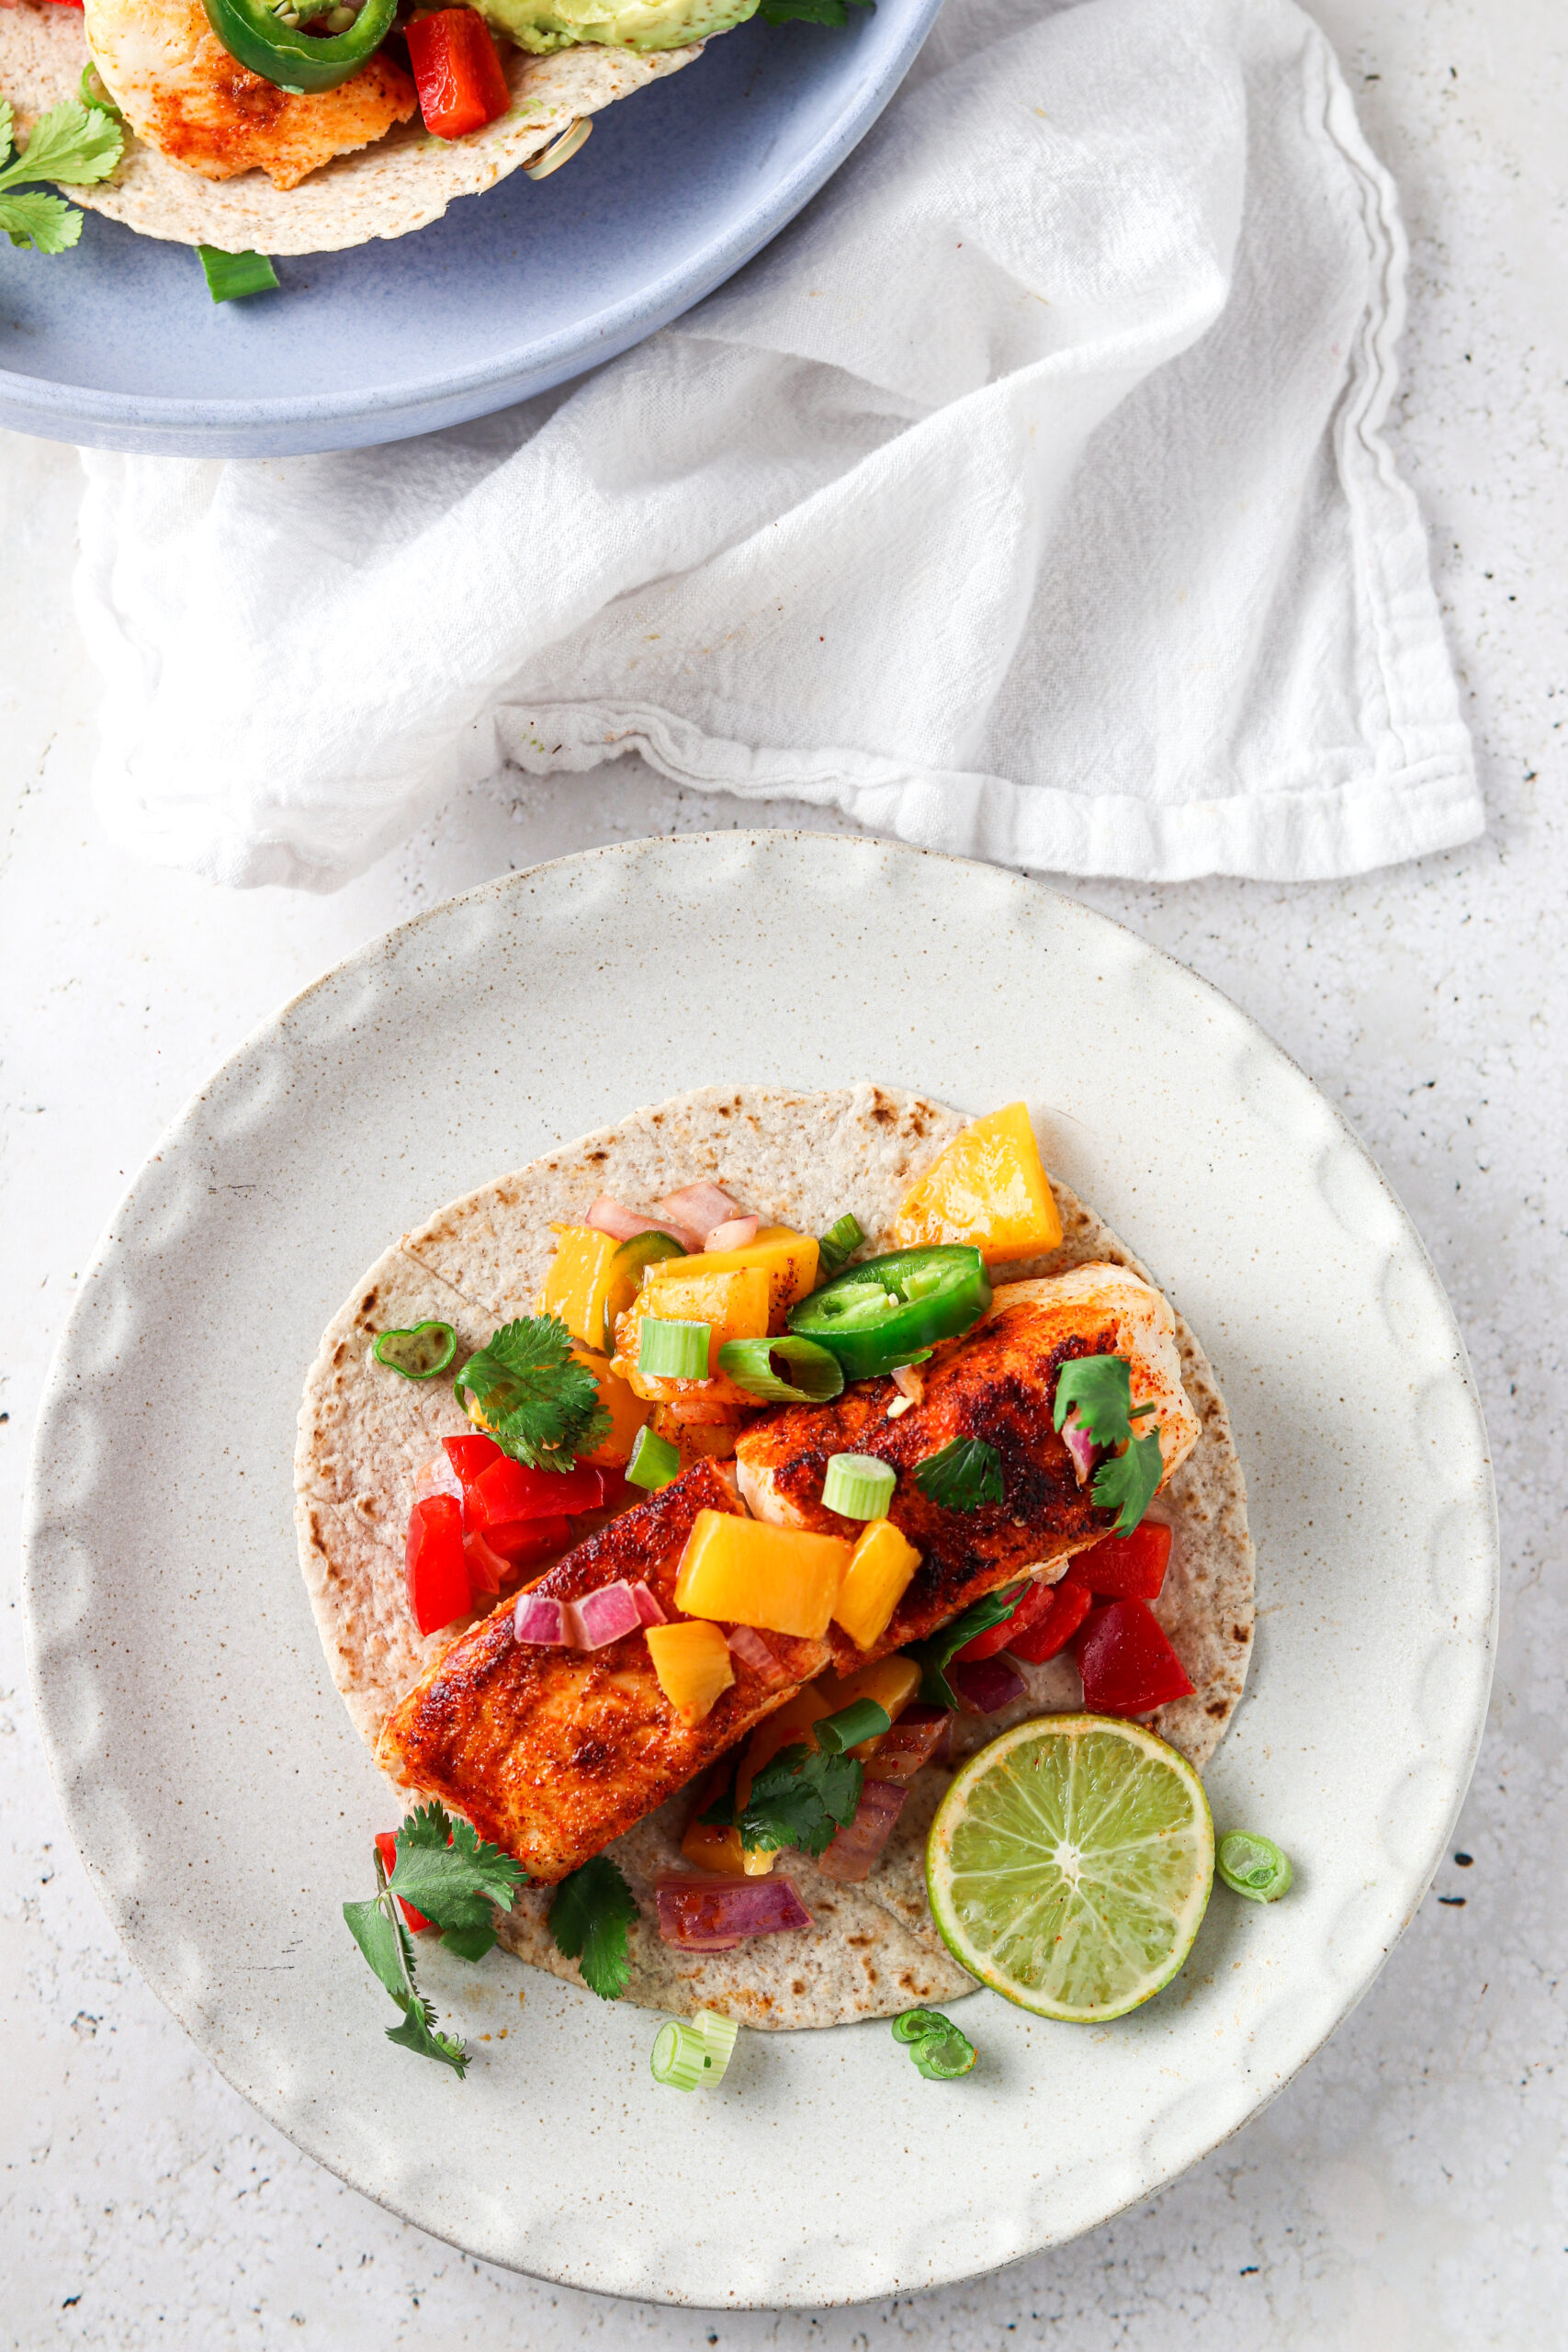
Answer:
xmin=0 ymin=2 xmax=940 ymax=458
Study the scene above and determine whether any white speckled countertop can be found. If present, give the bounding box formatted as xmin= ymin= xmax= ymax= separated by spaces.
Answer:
xmin=2 ymin=0 xmax=1562 ymax=2341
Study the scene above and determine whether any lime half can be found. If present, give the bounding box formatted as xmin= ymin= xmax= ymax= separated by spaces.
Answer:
xmin=927 ymin=1714 xmax=1214 ymax=2021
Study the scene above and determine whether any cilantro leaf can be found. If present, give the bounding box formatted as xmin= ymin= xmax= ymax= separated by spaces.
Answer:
xmin=1089 ymin=1429 xmax=1165 ymax=1536
xmin=0 ymin=95 xmax=123 ymax=256
xmin=547 ymin=1854 xmax=637 ymax=2000
xmin=2 ymin=192 xmax=81 ymax=254
xmin=759 ymin=0 xmax=873 ymax=25
xmin=910 ymin=1582 xmax=1026 ymax=1709
xmin=1052 ymin=1354 xmax=1155 ymax=1449
xmin=456 ymin=1313 xmax=612 ymax=1472
xmin=913 ymin=1437 xmax=1004 ymax=1513
xmin=344 ymin=1880 xmax=468 ymax=2076
xmin=721 ymin=1742 xmax=863 ymax=1859
xmin=388 ymin=1801 xmax=525 ymax=1933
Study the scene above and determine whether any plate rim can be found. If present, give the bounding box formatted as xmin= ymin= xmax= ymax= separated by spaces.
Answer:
xmin=0 ymin=0 xmax=945 ymax=458
xmin=21 ymin=831 xmax=1500 ymax=2303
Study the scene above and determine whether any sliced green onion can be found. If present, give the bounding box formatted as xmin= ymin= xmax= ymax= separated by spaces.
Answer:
xmin=649 ymin=2018 xmax=711 ymax=2091
xmin=814 ymin=1697 xmax=892 ymax=1755
xmin=626 ymin=1424 xmax=682 ymax=1492
xmin=816 ymin=1212 xmax=865 ymax=1281
xmin=692 ymin=2007 xmax=739 ymax=2080
xmin=372 ymin=1320 xmax=457 ymax=1380
xmin=196 ymin=245 xmax=280 ymax=303
xmin=1217 ymin=1832 xmax=1293 ymax=1903
xmin=80 ymin=62 xmax=127 ymax=124
xmin=911 ymin=2025 xmax=977 ymax=2080
xmin=821 ymin=1453 xmax=897 ymax=1521
xmin=637 ymin=1318 xmax=709 ymax=1380
xmin=716 ymin=1334 xmax=844 ymax=1405
xmin=891 ymin=2006 xmax=952 ymax=2045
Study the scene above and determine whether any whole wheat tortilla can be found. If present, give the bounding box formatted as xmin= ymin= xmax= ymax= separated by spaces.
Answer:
xmin=296 ymin=1085 xmax=1255 ymax=2027
xmin=0 ymin=4 xmax=697 ymax=253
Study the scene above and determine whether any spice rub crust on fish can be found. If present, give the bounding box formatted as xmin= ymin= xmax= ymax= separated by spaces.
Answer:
xmin=378 ymin=1460 xmax=829 ymax=1882
xmin=85 ymin=0 xmax=416 ymax=188
xmin=736 ymin=1262 xmax=1201 ymax=1671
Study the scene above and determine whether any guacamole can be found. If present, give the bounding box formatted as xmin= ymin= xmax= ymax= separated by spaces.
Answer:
xmin=468 ymin=0 xmax=761 ymax=54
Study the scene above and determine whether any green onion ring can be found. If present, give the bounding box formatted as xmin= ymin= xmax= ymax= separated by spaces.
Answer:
xmin=637 ymin=1319 xmax=710 ymax=1381
xmin=820 ymin=1453 xmax=897 ymax=1520
xmin=813 ymin=1698 xmax=893 ymax=1755
xmin=626 ymin=1424 xmax=682 ymax=1492
xmin=1216 ymin=1832 xmax=1293 ymax=1903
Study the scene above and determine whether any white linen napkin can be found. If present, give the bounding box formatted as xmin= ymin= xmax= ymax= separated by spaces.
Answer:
xmin=74 ymin=0 xmax=1480 ymax=891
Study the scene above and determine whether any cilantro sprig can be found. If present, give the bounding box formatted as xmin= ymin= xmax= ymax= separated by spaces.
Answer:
xmin=909 ymin=1583 xmax=1026 ymax=1709
xmin=702 ymin=1743 xmax=863 ymax=1860
xmin=1052 ymin=1354 xmax=1164 ymax=1536
xmin=547 ymin=1854 xmax=638 ymax=2000
xmin=456 ymin=1313 xmax=611 ymax=1472
xmin=0 ymin=95 xmax=122 ymax=254
xmin=914 ymin=1436 xmax=1004 ymax=1514
xmin=344 ymin=1803 xmax=525 ymax=2075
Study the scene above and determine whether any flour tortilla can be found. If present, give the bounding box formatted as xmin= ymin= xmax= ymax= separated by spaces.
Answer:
xmin=0 ymin=4 xmax=698 ymax=254
xmin=296 ymin=1084 xmax=1255 ymax=2027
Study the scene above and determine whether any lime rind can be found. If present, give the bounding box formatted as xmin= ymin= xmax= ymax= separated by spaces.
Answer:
xmin=926 ymin=1714 xmax=1214 ymax=2023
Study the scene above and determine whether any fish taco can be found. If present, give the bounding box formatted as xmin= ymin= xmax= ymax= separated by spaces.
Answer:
xmin=299 ymin=1085 xmax=1254 ymax=2035
xmin=0 ymin=0 xmax=818 ymax=256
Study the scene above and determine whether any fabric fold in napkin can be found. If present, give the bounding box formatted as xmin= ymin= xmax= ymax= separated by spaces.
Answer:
xmin=74 ymin=0 xmax=1481 ymax=891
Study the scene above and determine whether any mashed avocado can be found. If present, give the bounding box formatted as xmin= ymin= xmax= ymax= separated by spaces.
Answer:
xmin=468 ymin=0 xmax=760 ymax=55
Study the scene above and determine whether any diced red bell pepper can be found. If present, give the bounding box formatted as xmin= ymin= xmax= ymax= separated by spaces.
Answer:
xmin=375 ymin=1829 xmax=434 ymax=1931
xmin=1075 ymin=1599 xmax=1194 ymax=1715
xmin=443 ymin=1431 xmax=504 ymax=1482
xmin=1066 ymin=1521 xmax=1173 ymax=1603
xmin=405 ymin=7 xmax=511 ymax=141
xmin=1006 ymin=1576 xmax=1094 ymax=1663
xmin=482 ymin=1513 xmax=572 ymax=1568
xmin=466 ymin=1454 xmax=604 ymax=1532
xmin=955 ymin=1578 xmax=1057 ymax=1661
xmin=405 ymin=1494 xmax=470 ymax=1634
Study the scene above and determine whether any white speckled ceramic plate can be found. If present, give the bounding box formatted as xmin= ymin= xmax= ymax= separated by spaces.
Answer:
xmin=23 ymin=834 xmax=1496 ymax=2307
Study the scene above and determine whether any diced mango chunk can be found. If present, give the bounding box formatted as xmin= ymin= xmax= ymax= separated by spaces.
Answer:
xmin=832 ymin=1518 xmax=922 ymax=1652
xmin=655 ymin=1227 xmax=819 ymax=1329
xmin=614 ymin=1263 xmax=771 ymax=1402
xmin=644 ymin=1619 xmax=735 ymax=1725
xmin=541 ymin=1227 xmax=620 ymax=1351
xmin=890 ymin=1102 xmax=1063 ymax=1264
xmin=680 ymin=1819 xmax=776 ymax=1876
xmin=675 ymin=1510 xmax=851 ymax=1641
xmin=571 ymin=1344 xmax=652 ymax=1467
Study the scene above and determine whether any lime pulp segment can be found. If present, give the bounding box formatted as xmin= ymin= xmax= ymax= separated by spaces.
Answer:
xmin=926 ymin=1715 xmax=1214 ymax=2022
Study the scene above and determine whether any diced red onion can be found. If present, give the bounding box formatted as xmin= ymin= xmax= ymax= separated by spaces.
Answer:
xmin=513 ymin=1591 xmax=573 ymax=1645
xmin=656 ymin=1872 xmax=812 ymax=1950
xmin=726 ymin=1623 xmax=790 ymax=1680
xmin=413 ymin=1450 xmax=464 ymax=1505
xmin=586 ymin=1194 xmax=702 ymax=1255
xmin=890 ymin=1363 xmax=925 ymax=1404
xmin=632 ymin=1581 xmax=667 ymax=1628
xmin=705 ymin=1215 xmax=760 ymax=1253
xmin=1062 ymin=1408 xmax=1097 ymax=1485
xmin=463 ymin=1529 xmax=506 ymax=1599
xmin=817 ymin=1778 xmax=908 ymax=1883
xmin=864 ymin=1702 xmax=951 ymax=1783
xmin=658 ymin=1182 xmax=739 ymax=1241
xmin=952 ymin=1657 xmax=1027 ymax=1713
xmin=570 ymin=1580 xmax=645 ymax=1649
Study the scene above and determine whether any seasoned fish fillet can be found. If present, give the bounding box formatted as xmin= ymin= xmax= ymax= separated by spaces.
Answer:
xmin=378 ymin=1461 xmax=829 ymax=1882
xmin=736 ymin=1262 xmax=1201 ymax=1670
xmin=85 ymin=0 xmax=416 ymax=189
